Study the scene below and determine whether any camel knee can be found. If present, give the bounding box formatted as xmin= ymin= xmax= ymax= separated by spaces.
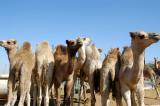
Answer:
xmin=26 ymin=93 xmax=31 ymax=106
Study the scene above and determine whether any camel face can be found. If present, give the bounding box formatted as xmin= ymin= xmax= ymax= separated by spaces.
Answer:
xmin=107 ymin=48 xmax=120 ymax=59
xmin=76 ymin=37 xmax=92 ymax=46
xmin=130 ymin=31 xmax=160 ymax=49
xmin=66 ymin=37 xmax=91 ymax=55
xmin=0 ymin=39 xmax=17 ymax=50
xmin=66 ymin=39 xmax=83 ymax=56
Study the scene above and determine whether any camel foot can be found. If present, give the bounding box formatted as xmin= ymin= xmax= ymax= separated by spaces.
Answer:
xmin=4 ymin=103 xmax=10 ymax=106
xmin=155 ymin=96 xmax=160 ymax=99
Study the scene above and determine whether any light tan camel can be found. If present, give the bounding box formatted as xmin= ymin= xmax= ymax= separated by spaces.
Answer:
xmin=143 ymin=64 xmax=160 ymax=98
xmin=0 ymin=40 xmax=35 ymax=106
xmin=100 ymin=48 xmax=121 ymax=106
xmin=33 ymin=41 xmax=54 ymax=106
xmin=76 ymin=37 xmax=102 ymax=106
xmin=53 ymin=37 xmax=91 ymax=106
xmin=118 ymin=32 xmax=160 ymax=106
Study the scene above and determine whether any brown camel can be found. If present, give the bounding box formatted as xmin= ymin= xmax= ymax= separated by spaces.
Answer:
xmin=100 ymin=48 xmax=121 ymax=106
xmin=143 ymin=64 xmax=160 ymax=98
xmin=0 ymin=40 xmax=35 ymax=106
xmin=76 ymin=37 xmax=102 ymax=106
xmin=53 ymin=37 xmax=91 ymax=106
xmin=118 ymin=32 xmax=160 ymax=106
xmin=154 ymin=57 xmax=160 ymax=75
xmin=33 ymin=41 xmax=55 ymax=106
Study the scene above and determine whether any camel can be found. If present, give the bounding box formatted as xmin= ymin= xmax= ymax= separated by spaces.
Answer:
xmin=100 ymin=48 xmax=121 ymax=106
xmin=33 ymin=41 xmax=54 ymax=106
xmin=53 ymin=37 xmax=91 ymax=106
xmin=76 ymin=37 xmax=102 ymax=106
xmin=0 ymin=40 xmax=35 ymax=106
xmin=154 ymin=57 xmax=160 ymax=76
xmin=118 ymin=31 xmax=160 ymax=106
xmin=143 ymin=64 xmax=160 ymax=98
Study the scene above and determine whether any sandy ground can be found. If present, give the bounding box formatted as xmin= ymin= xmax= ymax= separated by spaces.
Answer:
xmin=73 ymin=88 xmax=160 ymax=106
xmin=0 ymin=88 xmax=160 ymax=106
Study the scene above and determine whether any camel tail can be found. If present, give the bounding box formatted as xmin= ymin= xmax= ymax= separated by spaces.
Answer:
xmin=94 ymin=69 xmax=100 ymax=93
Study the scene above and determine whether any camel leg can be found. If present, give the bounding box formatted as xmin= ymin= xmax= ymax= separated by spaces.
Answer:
xmin=44 ymin=84 xmax=49 ymax=106
xmin=55 ymin=84 xmax=61 ymax=106
xmin=154 ymin=86 xmax=160 ymax=98
xmin=152 ymin=76 xmax=160 ymax=98
xmin=131 ymin=91 xmax=137 ymax=106
xmin=64 ymin=79 xmax=74 ymax=106
xmin=83 ymin=83 xmax=88 ymax=104
xmin=33 ymin=83 xmax=37 ymax=106
xmin=4 ymin=71 xmax=14 ymax=106
xmin=70 ymin=76 xmax=77 ymax=106
xmin=136 ymin=86 xmax=145 ymax=106
xmin=78 ymin=79 xmax=83 ymax=106
xmin=37 ymin=83 xmax=42 ymax=106
xmin=26 ymin=81 xmax=31 ymax=106
xmin=88 ymin=73 xmax=96 ymax=106
xmin=101 ymin=88 xmax=110 ymax=106
xmin=18 ymin=79 xmax=26 ymax=106
xmin=115 ymin=81 xmax=123 ymax=106
xmin=121 ymin=84 xmax=131 ymax=106
xmin=10 ymin=90 xmax=18 ymax=106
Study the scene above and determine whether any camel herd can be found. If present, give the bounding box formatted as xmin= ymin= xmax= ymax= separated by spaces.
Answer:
xmin=0 ymin=31 xmax=160 ymax=106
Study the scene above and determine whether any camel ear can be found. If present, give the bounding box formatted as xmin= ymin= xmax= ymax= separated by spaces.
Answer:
xmin=98 ymin=48 xmax=102 ymax=53
xmin=130 ymin=32 xmax=135 ymax=39
xmin=66 ymin=40 xmax=69 ymax=45
xmin=116 ymin=48 xmax=119 ymax=50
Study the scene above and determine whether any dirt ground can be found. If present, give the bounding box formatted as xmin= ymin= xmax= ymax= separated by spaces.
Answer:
xmin=0 ymin=88 xmax=160 ymax=106
xmin=73 ymin=88 xmax=160 ymax=106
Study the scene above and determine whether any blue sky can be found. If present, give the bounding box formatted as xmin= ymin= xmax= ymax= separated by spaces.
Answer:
xmin=0 ymin=0 xmax=160 ymax=73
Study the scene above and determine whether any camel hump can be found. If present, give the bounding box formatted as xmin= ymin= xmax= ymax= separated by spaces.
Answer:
xmin=121 ymin=46 xmax=133 ymax=65
xmin=22 ymin=41 xmax=31 ymax=51
xmin=37 ymin=41 xmax=50 ymax=48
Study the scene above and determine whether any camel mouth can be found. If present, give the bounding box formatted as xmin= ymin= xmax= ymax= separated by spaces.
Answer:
xmin=153 ymin=35 xmax=160 ymax=40
xmin=77 ymin=42 xmax=83 ymax=47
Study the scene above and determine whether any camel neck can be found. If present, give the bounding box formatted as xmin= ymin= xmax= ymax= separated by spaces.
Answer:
xmin=68 ymin=56 xmax=76 ymax=74
xmin=77 ymin=45 xmax=86 ymax=70
xmin=131 ymin=45 xmax=144 ymax=83
xmin=6 ymin=48 xmax=17 ymax=64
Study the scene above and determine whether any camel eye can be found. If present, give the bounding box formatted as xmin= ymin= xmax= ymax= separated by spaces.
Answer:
xmin=70 ymin=42 xmax=75 ymax=45
xmin=7 ymin=41 xmax=11 ymax=45
xmin=139 ymin=35 xmax=145 ymax=39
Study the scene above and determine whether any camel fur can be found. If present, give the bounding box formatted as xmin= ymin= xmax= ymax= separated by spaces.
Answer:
xmin=0 ymin=40 xmax=35 ymax=106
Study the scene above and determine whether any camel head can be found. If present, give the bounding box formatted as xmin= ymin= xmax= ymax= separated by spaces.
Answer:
xmin=103 ymin=48 xmax=120 ymax=66
xmin=130 ymin=31 xmax=160 ymax=50
xmin=108 ymin=48 xmax=120 ymax=59
xmin=76 ymin=37 xmax=92 ymax=46
xmin=0 ymin=39 xmax=17 ymax=51
xmin=66 ymin=39 xmax=82 ymax=57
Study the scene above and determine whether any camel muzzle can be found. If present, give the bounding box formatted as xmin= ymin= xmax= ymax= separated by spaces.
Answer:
xmin=153 ymin=34 xmax=160 ymax=40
